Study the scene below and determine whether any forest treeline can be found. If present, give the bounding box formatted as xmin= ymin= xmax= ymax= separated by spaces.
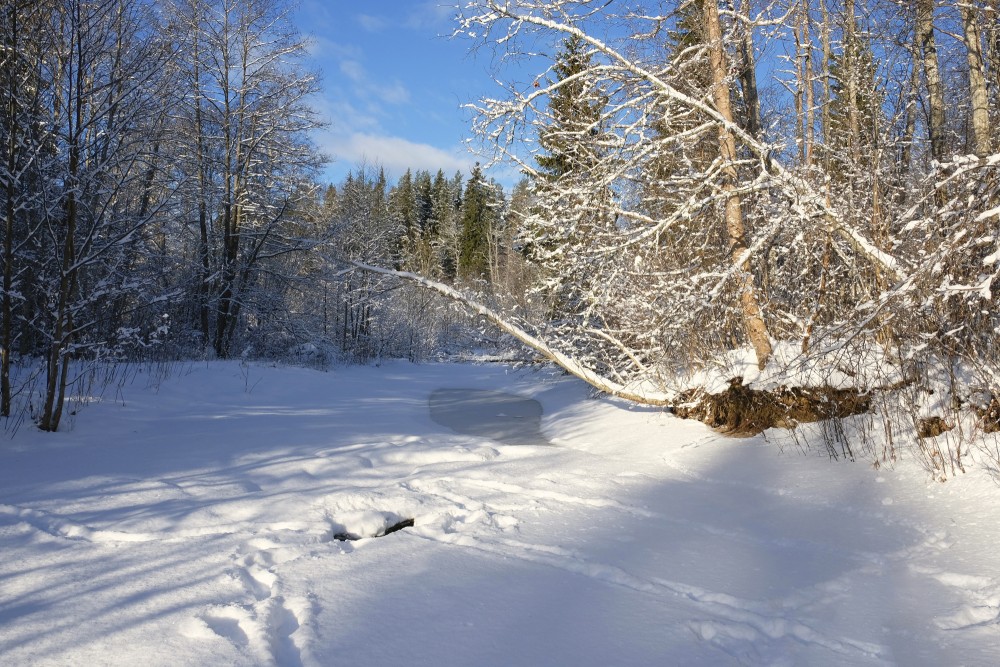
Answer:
xmin=2 ymin=0 xmax=1000 ymax=465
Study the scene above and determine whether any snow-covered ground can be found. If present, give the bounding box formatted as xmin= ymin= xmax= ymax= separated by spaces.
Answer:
xmin=1 ymin=360 xmax=998 ymax=666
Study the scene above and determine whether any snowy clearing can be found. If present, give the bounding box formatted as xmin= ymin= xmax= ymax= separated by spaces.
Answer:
xmin=1 ymin=361 xmax=999 ymax=666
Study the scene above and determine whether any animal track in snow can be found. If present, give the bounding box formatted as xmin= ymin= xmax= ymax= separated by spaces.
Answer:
xmin=909 ymin=565 xmax=1000 ymax=631
xmin=0 ymin=503 xmax=159 ymax=543
xmin=198 ymin=605 xmax=253 ymax=648
xmin=419 ymin=527 xmax=888 ymax=664
xmin=195 ymin=539 xmax=313 ymax=666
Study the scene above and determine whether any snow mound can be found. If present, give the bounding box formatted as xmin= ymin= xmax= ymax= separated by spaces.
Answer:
xmin=686 ymin=340 xmax=902 ymax=395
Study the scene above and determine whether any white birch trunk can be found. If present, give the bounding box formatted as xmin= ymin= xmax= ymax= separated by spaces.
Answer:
xmin=917 ymin=0 xmax=947 ymax=162
xmin=703 ymin=0 xmax=772 ymax=370
xmin=350 ymin=262 xmax=673 ymax=407
xmin=959 ymin=1 xmax=992 ymax=156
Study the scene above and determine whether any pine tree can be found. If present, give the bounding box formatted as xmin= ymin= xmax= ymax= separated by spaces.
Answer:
xmin=824 ymin=21 xmax=883 ymax=182
xmin=536 ymin=34 xmax=605 ymax=181
xmin=458 ymin=164 xmax=497 ymax=281
xmin=431 ymin=170 xmax=463 ymax=281
xmin=643 ymin=0 xmax=716 ymax=225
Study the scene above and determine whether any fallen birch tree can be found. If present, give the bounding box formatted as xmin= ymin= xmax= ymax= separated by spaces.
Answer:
xmin=346 ymin=261 xmax=673 ymax=406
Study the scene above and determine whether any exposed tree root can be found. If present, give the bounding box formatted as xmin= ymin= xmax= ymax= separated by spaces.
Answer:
xmin=672 ymin=379 xmax=873 ymax=437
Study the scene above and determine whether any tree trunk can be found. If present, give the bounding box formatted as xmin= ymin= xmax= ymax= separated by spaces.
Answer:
xmin=735 ymin=0 xmax=761 ymax=142
xmin=2 ymin=161 xmax=12 ymax=418
xmin=959 ymin=1 xmax=991 ymax=156
xmin=989 ymin=1 xmax=1000 ymax=110
xmin=703 ymin=0 xmax=772 ymax=370
xmin=40 ymin=0 xmax=85 ymax=432
xmin=794 ymin=0 xmax=815 ymax=166
xmin=214 ymin=194 xmax=241 ymax=357
xmin=802 ymin=0 xmax=814 ymax=166
xmin=844 ymin=0 xmax=861 ymax=167
xmin=1 ymin=2 xmax=16 ymax=417
xmin=819 ymin=0 xmax=832 ymax=172
xmin=187 ymin=4 xmax=212 ymax=347
xmin=40 ymin=173 xmax=78 ymax=432
xmin=916 ymin=0 xmax=947 ymax=162
xmin=900 ymin=52 xmax=920 ymax=177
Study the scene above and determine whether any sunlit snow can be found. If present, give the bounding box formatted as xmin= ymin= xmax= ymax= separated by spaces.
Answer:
xmin=1 ymin=361 xmax=999 ymax=666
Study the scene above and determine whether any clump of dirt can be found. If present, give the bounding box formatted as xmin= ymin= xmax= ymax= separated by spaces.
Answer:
xmin=977 ymin=396 xmax=1000 ymax=433
xmin=917 ymin=416 xmax=953 ymax=439
xmin=672 ymin=378 xmax=872 ymax=436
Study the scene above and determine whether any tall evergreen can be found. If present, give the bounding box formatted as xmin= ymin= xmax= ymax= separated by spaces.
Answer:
xmin=522 ymin=30 xmax=614 ymax=330
xmin=431 ymin=170 xmax=463 ymax=280
xmin=825 ymin=31 xmax=883 ymax=182
xmin=458 ymin=164 xmax=499 ymax=281
xmin=414 ymin=170 xmax=434 ymax=233
xmin=644 ymin=0 xmax=715 ymax=223
xmin=389 ymin=169 xmax=417 ymax=269
xmin=535 ymin=34 xmax=604 ymax=181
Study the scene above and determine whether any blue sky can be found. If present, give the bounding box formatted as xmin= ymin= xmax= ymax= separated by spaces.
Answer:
xmin=295 ymin=1 xmax=506 ymax=186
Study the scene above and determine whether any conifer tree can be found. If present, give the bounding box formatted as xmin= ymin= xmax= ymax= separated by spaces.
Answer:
xmin=414 ymin=170 xmax=434 ymax=233
xmin=825 ymin=27 xmax=883 ymax=182
xmin=389 ymin=169 xmax=417 ymax=269
xmin=431 ymin=170 xmax=463 ymax=281
xmin=525 ymin=33 xmax=610 ymax=289
xmin=458 ymin=164 xmax=498 ymax=281
xmin=410 ymin=170 xmax=437 ymax=275
xmin=536 ymin=35 xmax=605 ymax=181
xmin=643 ymin=0 xmax=716 ymax=231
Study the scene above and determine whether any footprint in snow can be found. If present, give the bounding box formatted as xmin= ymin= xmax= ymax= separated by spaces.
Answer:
xmin=192 ymin=538 xmax=311 ymax=667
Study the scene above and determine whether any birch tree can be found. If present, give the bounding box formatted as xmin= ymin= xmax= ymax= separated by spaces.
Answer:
xmin=441 ymin=0 xmax=1000 ymax=441
xmin=916 ymin=0 xmax=947 ymax=162
xmin=703 ymin=0 xmax=772 ymax=368
xmin=958 ymin=0 xmax=992 ymax=156
xmin=169 ymin=0 xmax=323 ymax=358
xmin=33 ymin=0 xmax=173 ymax=431
xmin=0 ymin=0 xmax=49 ymax=416
xmin=455 ymin=0 xmax=905 ymax=383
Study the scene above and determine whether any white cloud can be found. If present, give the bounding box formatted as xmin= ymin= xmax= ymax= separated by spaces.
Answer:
xmin=322 ymin=132 xmax=474 ymax=179
xmin=373 ymin=81 xmax=411 ymax=105
xmin=337 ymin=60 xmax=411 ymax=106
xmin=357 ymin=14 xmax=388 ymax=32
xmin=339 ymin=59 xmax=365 ymax=82
xmin=313 ymin=97 xmax=380 ymax=134
xmin=405 ymin=1 xmax=457 ymax=31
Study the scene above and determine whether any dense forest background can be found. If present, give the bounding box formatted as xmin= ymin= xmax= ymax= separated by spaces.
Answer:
xmin=2 ymin=0 xmax=999 ymax=473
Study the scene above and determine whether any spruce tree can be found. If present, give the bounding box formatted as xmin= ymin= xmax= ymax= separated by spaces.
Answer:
xmin=536 ymin=34 xmax=604 ymax=181
xmin=414 ymin=170 xmax=434 ymax=233
xmin=389 ymin=169 xmax=417 ymax=269
xmin=644 ymin=0 xmax=715 ymax=224
xmin=432 ymin=170 xmax=464 ymax=281
xmin=458 ymin=164 xmax=498 ymax=281
xmin=825 ymin=33 xmax=883 ymax=182
xmin=524 ymin=31 xmax=611 ymax=323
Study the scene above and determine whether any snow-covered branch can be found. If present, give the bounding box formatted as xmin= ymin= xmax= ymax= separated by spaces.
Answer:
xmin=348 ymin=261 xmax=672 ymax=406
